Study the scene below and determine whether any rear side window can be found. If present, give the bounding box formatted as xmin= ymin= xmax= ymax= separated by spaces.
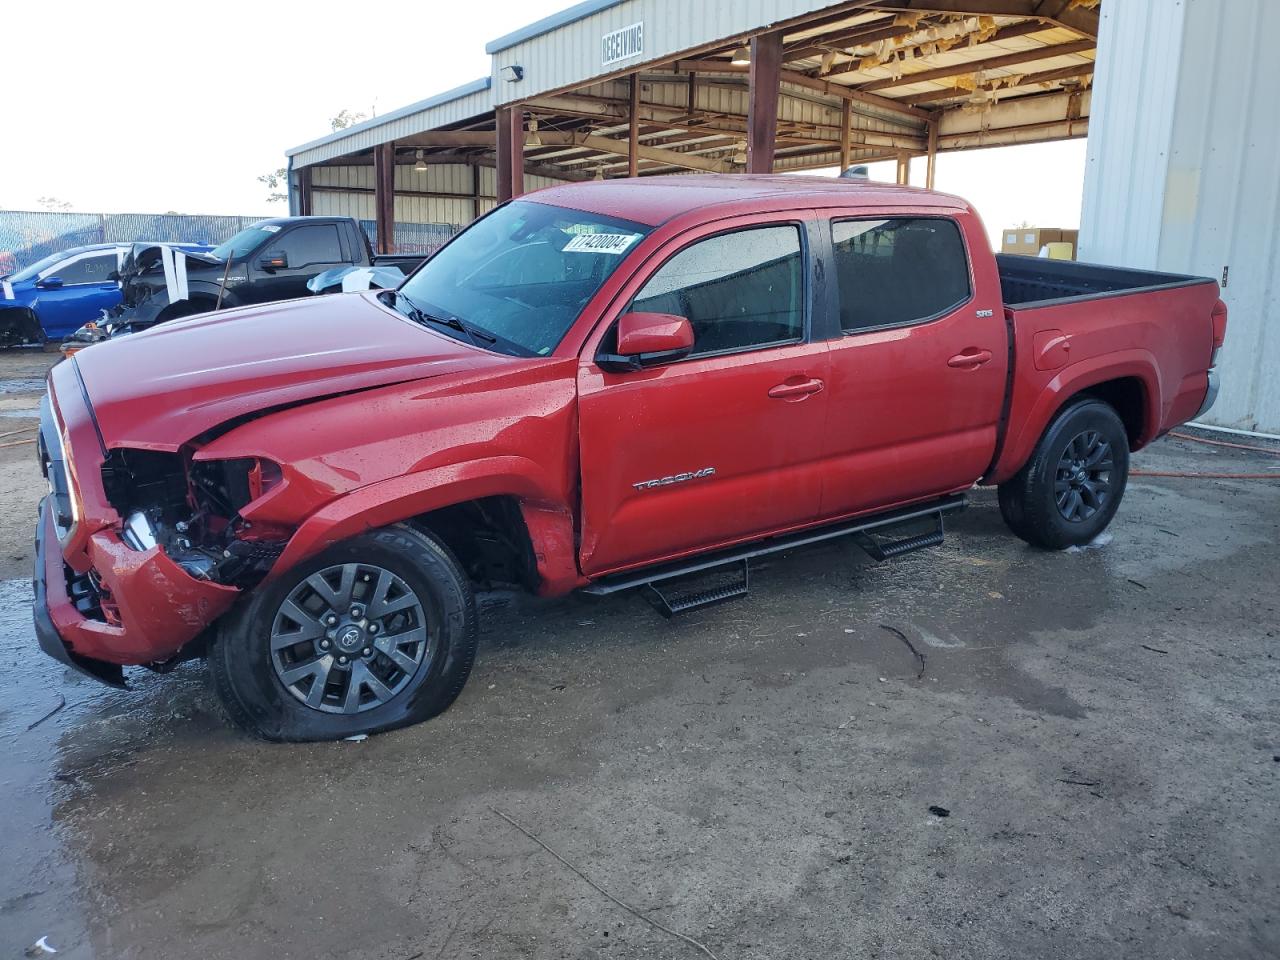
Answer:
xmin=276 ymin=224 xmax=343 ymax=268
xmin=831 ymin=217 xmax=970 ymax=332
xmin=632 ymin=225 xmax=804 ymax=357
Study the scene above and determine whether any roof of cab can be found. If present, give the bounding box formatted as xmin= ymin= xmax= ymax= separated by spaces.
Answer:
xmin=523 ymin=174 xmax=970 ymax=227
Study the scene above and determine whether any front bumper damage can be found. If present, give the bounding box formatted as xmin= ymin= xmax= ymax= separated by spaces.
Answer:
xmin=33 ymin=372 xmax=239 ymax=685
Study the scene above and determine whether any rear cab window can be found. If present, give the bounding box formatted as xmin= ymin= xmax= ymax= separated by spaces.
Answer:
xmin=831 ymin=217 xmax=971 ymax=333
xmin=629 ymin=224 xmax=805 ymax=358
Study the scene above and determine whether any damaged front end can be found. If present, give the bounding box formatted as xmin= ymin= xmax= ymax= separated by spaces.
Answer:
xmin=101 ymin=449 xmax=288 ymax=589
xmin=62 ymin=243 xmax=224 ymax=353
xmin=34 ymin=371 xmax=294 ymax=683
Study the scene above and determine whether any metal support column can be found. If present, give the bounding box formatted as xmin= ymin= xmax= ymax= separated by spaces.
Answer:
xmin=895 ymin=151 xmax=911 ymax=185
xmin=296 ymin=166 xmax=313 ymax=217
xmin=747 ymin=31 xmax=782 ymax=174
xmin=374 ymin=143 xmax=395 ymax=255
xmin=496 ymin=106 xmax=525 ymax=202
xmin=839 ymin=99 xmax=852 ymax=173
xmin=925 ymin=118 xmax=939 ymax=189
xmin=628 ymin=74 xmax=640 ymax=178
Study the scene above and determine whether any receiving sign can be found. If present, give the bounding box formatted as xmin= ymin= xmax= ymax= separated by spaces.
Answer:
xmin=602 ymin=22 xmax=643 ymax=65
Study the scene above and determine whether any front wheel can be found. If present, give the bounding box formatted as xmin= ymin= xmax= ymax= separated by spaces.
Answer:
xmin=209 ymin=524 xmax=477 ymax=741
xmin=998 ymin=399 xmax=1130 ymax=550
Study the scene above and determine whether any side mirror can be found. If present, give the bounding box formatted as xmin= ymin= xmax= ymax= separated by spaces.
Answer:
xmin=597 ymin=311 xmax=695 ymax=372
xmin=258 ymin=251 xmax=288 ymax=271
xmin=37 ymin=276 xmax=64 ymax=289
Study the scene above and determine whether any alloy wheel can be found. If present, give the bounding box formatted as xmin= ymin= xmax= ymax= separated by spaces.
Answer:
xmin=270 ymin=562 xmax=431 ymax=713
xmin=1054 ymin=429 xmax=1113 ymax=522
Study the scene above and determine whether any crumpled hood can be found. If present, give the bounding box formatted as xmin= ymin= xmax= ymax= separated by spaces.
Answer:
xmin=74 ymin=291 xmax=511 ymax=450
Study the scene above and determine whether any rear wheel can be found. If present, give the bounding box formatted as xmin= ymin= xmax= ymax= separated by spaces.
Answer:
xmin=997 ymin=399 xmax=1130 ymax=550
xmin=209 ymin=524 xmax=477 ymax=741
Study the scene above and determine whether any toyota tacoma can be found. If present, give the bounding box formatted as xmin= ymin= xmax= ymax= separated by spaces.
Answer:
xmin=34 ymin=175 xmax=1227 ymax=741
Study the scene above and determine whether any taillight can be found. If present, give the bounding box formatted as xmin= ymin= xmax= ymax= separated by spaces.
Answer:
xmin=1210 ymin=298 xmax=1228 ymax=366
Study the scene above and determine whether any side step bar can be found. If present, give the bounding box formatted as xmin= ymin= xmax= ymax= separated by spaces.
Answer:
xmin=583 ymin=494 xmax=966 ymax=608
xmin=645 ymin=560 xmax=750 ymax=618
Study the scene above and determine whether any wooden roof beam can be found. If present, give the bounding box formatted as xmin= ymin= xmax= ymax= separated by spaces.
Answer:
xmin=900 ymin=60 xmax=1093 ymax=104
xmin=857 ymin=37 xmax=1094 ymax=91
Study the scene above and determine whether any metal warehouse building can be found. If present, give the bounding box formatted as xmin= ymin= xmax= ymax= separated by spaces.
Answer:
xmin=286 ymin=0 xmax=1279 ymax=434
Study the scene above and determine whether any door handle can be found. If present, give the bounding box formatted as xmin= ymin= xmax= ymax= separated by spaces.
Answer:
xmin=948 ymin=348 xmax=993 ymax=368
xmin=768 ymin=378 xmax=824 ymax=399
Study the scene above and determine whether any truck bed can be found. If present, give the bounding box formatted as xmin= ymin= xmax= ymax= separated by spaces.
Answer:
xmin=997 ymin=254 xmax=1211 ymax=308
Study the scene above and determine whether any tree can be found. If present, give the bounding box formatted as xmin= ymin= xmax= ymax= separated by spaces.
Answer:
xmin=258 ymin=168 xmax=288 ymax=205
xmin=37 ymin=197 xmax=72 ymax=212
xmin=330 ymin=109 xmax=369 ymax=131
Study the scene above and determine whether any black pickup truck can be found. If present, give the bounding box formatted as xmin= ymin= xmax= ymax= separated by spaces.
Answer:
xmin=64 ymin=216 xmax=421 ymax=349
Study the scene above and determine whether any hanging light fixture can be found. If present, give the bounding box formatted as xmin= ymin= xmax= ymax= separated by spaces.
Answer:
xmin=526 ymin=117 xmax=543 ymax=147
xmin=413 ymin=149 xmax=427 ymax=173
xmin=731 ymin=140 xmax=748 ymax=165
xmin=731 ymin=45 xmax=751 ymax=65
xmin=594 ymin=165 xmax=606 ymax=181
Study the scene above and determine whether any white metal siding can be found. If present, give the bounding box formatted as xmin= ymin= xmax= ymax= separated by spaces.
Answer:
xmin=490 ymin=0 xmax=840 ymax=104
xmin=291 ymin=85 xmax=494 ymax=167
xmin=1080 ymin=0 xmax=1280 ymax=432
xmin=311 ymin=164 xmax=570 ymax=226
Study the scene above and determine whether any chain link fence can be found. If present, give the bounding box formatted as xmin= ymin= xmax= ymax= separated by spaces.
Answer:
xmin=1 ymin=210 xmax=468 ymax=274
xmin=0 ymin=210 xmax=267 ymax=274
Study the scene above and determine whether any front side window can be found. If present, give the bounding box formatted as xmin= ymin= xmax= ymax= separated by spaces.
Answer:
xmin=832 ymin=217 xmax=970 ymax=332
xmin=212 ymin=225 xmax=280 ymax=261
xmin=276 ymin=224 xmax=342 ymax=268
xmin=631 ymin=225 xmax=804 ymax=357
xmin=397 ymin=200 xmax=650 ymax=356
xmin=48 ymin=253 xmax=117 ymax=285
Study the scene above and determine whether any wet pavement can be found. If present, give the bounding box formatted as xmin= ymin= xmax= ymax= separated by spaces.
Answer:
xmin=1 ymin=350 xmax=1277 ymax=959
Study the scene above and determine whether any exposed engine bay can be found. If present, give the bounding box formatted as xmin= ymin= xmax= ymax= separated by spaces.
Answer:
xmin=100 ymin=448 xmax=286 ymax=589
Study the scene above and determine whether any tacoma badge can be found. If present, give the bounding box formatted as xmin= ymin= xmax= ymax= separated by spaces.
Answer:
xmin=633 ymin=467 xmax=716 ymax=491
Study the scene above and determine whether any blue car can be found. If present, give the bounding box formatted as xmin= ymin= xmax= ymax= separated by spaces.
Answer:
xmin=0 ymin=242 xmax=210 ymax=344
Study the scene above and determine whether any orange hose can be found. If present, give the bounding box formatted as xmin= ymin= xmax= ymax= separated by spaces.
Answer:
xmin=0 ymin=438 xmax=35 ymax=449
xmin=1168 ymin=431 xmax=1280 ymax=456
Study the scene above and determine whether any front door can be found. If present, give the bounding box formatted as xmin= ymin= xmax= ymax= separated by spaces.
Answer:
xmin=252 ymin=222 xmax=349 ymax=302
xmin=577 ymin=216 xmax=830 ymax=577
xmin=818 ymin=213 xmax=1009 ymax=518
xmin=35 ymin=251 xmax=122 ymax=338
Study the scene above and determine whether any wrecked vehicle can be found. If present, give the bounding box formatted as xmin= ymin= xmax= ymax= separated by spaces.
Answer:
xmin=0 ymin=242 xmax=210 ymax=344
xmin=63 ymin=216 xmax=422 ymax=346
xmin=306 ymin=263 xmax=412 ymax=295
xmin=34 ymin=176 xmax=1227 ymax=741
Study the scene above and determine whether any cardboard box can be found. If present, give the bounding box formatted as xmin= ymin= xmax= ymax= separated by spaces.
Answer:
xmin=1001 ymin=227 xmax=1062 ymax=256
xmin=1059 ymin=228 xmax=1079 ymax=260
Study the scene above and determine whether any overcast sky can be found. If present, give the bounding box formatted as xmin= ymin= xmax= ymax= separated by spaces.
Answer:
xmin=1 ymin=0 xmax=1088 ymax=242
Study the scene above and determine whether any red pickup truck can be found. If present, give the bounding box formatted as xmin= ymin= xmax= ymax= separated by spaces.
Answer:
xmin=34 ymin=175 xmax=1227 ymax=741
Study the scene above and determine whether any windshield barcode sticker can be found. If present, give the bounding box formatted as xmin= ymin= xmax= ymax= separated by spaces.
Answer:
xmin=563 ymin=233 xmax=639 ymax=255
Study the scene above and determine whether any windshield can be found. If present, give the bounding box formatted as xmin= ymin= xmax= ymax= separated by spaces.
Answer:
xmin=211 ymin=225 xmax=279 ymax=260
xmin=396 ymin=201 xmax=650 ymax=356
xmin=9 ymin=251 xmax=69 ymax=282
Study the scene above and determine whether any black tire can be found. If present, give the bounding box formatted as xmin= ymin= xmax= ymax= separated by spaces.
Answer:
xmin=156 ymin=298 xmax=215 ymax=324
xmin=997 ymin=398 xmax=1130 ymax=550
xmin=209 ymin=523 xmax=477 ymax=742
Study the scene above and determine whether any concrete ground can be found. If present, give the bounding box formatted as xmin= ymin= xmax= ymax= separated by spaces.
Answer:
xmin=1 ymin=349 xmax=1277 ymax=960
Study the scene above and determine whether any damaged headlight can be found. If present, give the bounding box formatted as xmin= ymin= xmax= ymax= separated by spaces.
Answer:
xmin=121 ymin=511 xmax=159 ymax=551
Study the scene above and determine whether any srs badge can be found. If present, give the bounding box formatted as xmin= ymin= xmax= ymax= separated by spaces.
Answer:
xmin=632 ymin=467 xmax=716 ymax=491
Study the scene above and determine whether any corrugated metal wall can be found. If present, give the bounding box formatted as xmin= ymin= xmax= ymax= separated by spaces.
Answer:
xmin=1080 ymin=0 xmax=1280 ymax=433
xmin=490 ymin=0 xmax=838 ymax=103
xmin=311 ymin=165 xmax=568 ymax=227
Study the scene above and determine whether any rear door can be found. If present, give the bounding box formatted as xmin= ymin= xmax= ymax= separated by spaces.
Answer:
xmin=817 ymin=212 xmax=1008 ymax=517
xmin=577 ymin=214 xmax=830 ymax=576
